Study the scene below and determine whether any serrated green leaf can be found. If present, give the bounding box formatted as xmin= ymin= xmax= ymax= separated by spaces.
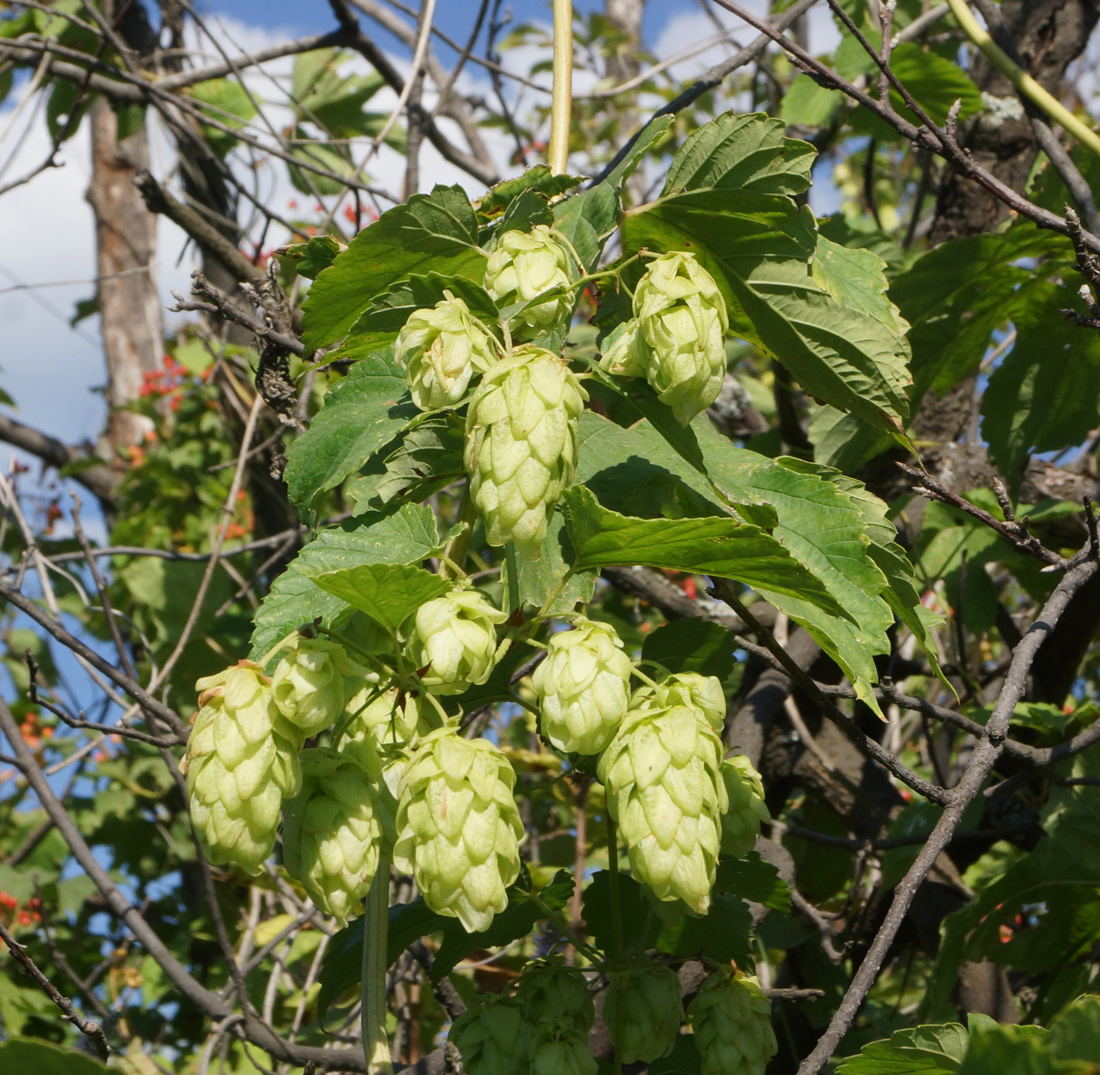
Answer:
xmin=780 ymin=74 xmax=843 ymax=128
xmin=311 ymin=563 xmax=449 ymax=632
xmin=715 ymin=852 xmax=792 ymax=913
xmin=278 ymin=235 xmax=342 ymax=280
xmin=602 ymin=114 xmax=675 ymax=190
xmin=622 ymin=188 xmax=911 ymax=437
xmin=301 ymin=185 xmax=484 ymax=353
xmin=248 ymin=503 xmax=445 ymax=658
xmin=641 ymin=619 xmax=737 ymax=683
xmin=0 ymin=1039 xmax=109 ymax=1075
xmin=476 ymin=165 xmax=585 ymax=219
xmin=1049 ymin=994 xmax=1100 ymax=1063
xmin=501 ymin=509 xmax=595 ymax=615
xmin=561 ymin=486 xmax=846 ymax=619
xmin=655 ymin=892 xmax=753 ymax=966
xmin=955 ymin=1022 xmax=1069 ymax=1075
xmin=284 ymin=353 xmax=416 ymax=514
xmin=553 ymin=182 xmax=620 ymax=270
xmin=663 ymin=111 xmax=815 ymax=196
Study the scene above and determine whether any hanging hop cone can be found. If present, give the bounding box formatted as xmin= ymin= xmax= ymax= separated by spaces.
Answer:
xmin=393 ymin=727 xmax=524 ymax=932
xmin=604 ymin=963 xmax=684 ymax=1064
xmin=598 ymin=703 xmax=728 ymax=913
xmin=519 ymin=964 xmax=597 ymax=1075
xmin=464 ymin=346 xmax=587 ymax=560
xmin=598 ymin=320 xmax=646 ymax=378
xmin=531 ymin=617 xmax=632 ymax=755
xmin=183 ymin=662 xmax=301 ymax=874
xmin=281 ymin=749 xmax=391 ymax=924
xmin=271 ymin=636 xmax=373 ymax=739
xmin=409 ymin=588 xmax=507 ymax=695
xmin=484 ymin=224 xmax=577 ymax=339
xmin=687 ymin=969 xmax=777 ymax=1075
xmin=449 ymin=994 xmax=533 ymax=1075
xmin=634 ymin=251 xmax=729 ymax=426
xmin=721 ymin=754 xmax=770 ymax=858
xmin=531 ymin=1030 xmax=597 ymax=1075
xmin=396 ymin=293 xmax=500 ymax=410
xmin=345 ymin=684 xmax=433 ymax=751
xmin=633 ymin=672 xmax=727 ymax=732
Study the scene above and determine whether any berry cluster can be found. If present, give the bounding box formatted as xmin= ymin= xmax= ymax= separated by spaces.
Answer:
xmin=0 ymin=892 xmax=43 ymax=929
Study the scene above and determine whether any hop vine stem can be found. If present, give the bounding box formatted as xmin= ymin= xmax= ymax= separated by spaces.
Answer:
xmin=548 ymin=0 xmax=573 ymax=175
xmin=362 ymin=849 xmax=394 ymax=1075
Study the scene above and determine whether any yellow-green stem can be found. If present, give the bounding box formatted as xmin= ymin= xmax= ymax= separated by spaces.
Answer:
xmin=945 ymin=0 xmax=1100 ymax=158
xmin=362 ymin=848 xmax=394 ymax=1075
xmin=548 ymin=0 xmax=573 ymax=175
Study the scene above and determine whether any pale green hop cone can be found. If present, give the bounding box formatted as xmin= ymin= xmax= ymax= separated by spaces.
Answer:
xmin=409 ymin=588 xmax=507 ymax=695
xmin=484 ymin=224 xmax=577 ymax=339
xmin=183 ymin=662 xmax=301 ymax=874
xmin=517 ymin=963 xmax=594 ymax=1036
xmin=464 ymin=346 xmax=587 ymax=560
xmin=449 ymin=993 xmax=533 ymax=1075
xmin=634 ymin=252 xmax=729 ymax=425
xmin=604 ymin=963 xmax=684 ymax=1063
xmin=396 ymin=293 xmax=500 ymax=410
xmin=598 ymin=704 xmax=728 ymax=913
xmin=598 ymin=320 xmax=646 ymax=378
xmin=393 ymin=727 xmax=524 ymax=932
xmin=281 ymin=749 xmax=389 ymax=924
xmin=720 ymin=754 xmax=770 ymax=858
xmin=687 ymin=969 xmax=777 ymax=1075
xmin=632 ymin=672 xmax=727 ymax=731
xmin=531 ymin=617 xmax=632 ymax=755
xmin=271 ymin=636 xmax=373 ymax=739
xmin=345 ymin=684 xmax=433 ymax=750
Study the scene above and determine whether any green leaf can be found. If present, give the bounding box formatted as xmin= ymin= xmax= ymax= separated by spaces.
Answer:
xmin=655 ymin=892 xmax=754 ymax=966
xmin=648 ymin=1035 xmax=703 ymax=1075
xmin=561 ymin=486 xmax=846 ymax=619
xmin=311 ymin=563 xmax=449 ymax=632
xmin=780 ymin=74 xmax=843 ymax=128
xmin=715 ymin=852 xmax=792 ymax=913
xmin=0 ymin=1039 xmax=109 ymax=1075
xmin=553 ymin=182 xmax=620 ymax=271
xmin=248 ymin=503 xmax=445 ymax=658
xmin=808 ymin=403 xmax=893 ymax=472
xmin=278 ymin=235 xmax=342 ymax=280
xmin=955 ymin=1022 xmax=1078 ymax=1075
xmin=283 ymin=353 xmax=416 ymax=514
xmin=602 ymin=114 xmax=675 ymax=190
xmin=501 ymin=509 xmax=595 ymax=615
xmin=663 ymin=111 xmax=815 ymax=197
xmin=476 ymin=165 xmax=585 ymax=219
xmin=581 ymin=870 xmax=661 ymax=954
xmin=622 ymin=188 xmax=911 ymax=437
xmin=1049 ymin=994 xmax=1100 ymax=1063
xmin=641 ymin=619 xmax=737 ymax=683
xmin=302 ymin=185 xmax=484 ymax=353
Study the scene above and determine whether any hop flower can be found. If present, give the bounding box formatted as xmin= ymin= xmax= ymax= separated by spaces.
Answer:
xmin=634 ymin=252 xmax=729 ymax=425
xmin=517 ymin=964 xmax=594 ymax=1036
xmin=393 ymin=727 xmax=524 ymax=931
xmin=604 ymin=963 xmax=684 ymax=1063
xmin=464 ymin=346 xmax=587 ymax=560
xmin=345 ymin=684 xmax=432 ymax=750
xmin=271 ymin=637 xmax=373 ymax=739
xmin=484 ymin=225 xmax=577 ymax=339
xmin=396 ymin=294 xmax=500 ymax=410
xmin=531 ymin=618 xmax=632 ymax=754
xmin=531 ymin=1029 xmax=597 ymax=1075
xmin=184 ymin=662 xmax=301 ymax=874
xmin=281 ymin=750 xmax=390 ymax=923
xmin=687 ymin=969 xmax=777 ymax=1075
xmin=633 ymin=672 xmax=726 ymax=732
xmin=598 ymin=320 xmax=646 ymax=377
xmin=409 ymin=588 xmax=507 ymax=695
xmin=450 ymin=994 xmax=533 ymax=1075
xmin=721 ymin=755 xmax=770 ymax=858
xmin=598 ymin=704 xmax=728 ymax=913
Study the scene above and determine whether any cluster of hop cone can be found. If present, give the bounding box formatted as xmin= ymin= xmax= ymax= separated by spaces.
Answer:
xmin=180 ymin=225 xmax=777 ymax=1074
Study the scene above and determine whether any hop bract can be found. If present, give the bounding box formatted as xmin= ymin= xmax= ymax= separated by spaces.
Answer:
xmin=633 ymin=672 xmax=726 ymax=732
xmin=449 ymin=994 xmax=533 ymax=1075
xmin=634 ymin=252 xmax=729 ymax=426
xmin=598 ymin=704 xmax=727 ymax=913
xmin=393 ymin=727 xmax=524 ymax=932
xmin=721 ymin=754 xmax=770 ymax=858
xmin=409 ymin=588 xmax=506 ymax=695
xmin=687 ymin=969 xmax=777 ymax=1075
xmin=281 ymin=750 xmax=389 ymax=924
xmin=598 ymin=320 xmax=645 ymax=378
xmin=271 ymin=636 xmax=372 ymax=739
xmin=484 ymin=224 xmax=577 ymax=338
xmin=396 ymin=294 xmax=499 ymax=410
xmin=345 ymin=684 xmax=431 ymax=750
xmin=464 ymin=346 xmax=587 ymax=560
xmin=604 ymin=963 xmax=684 ymax=1063
xmin=532 ymin=617 xmax=632 ymax=754
xmin=184 ymin=662 xmax=300 ymax=874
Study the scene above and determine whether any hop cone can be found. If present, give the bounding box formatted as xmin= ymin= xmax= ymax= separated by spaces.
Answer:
xmin=271 ymin=637 xmax=372 ymax=739
xmin=634 ymin=252 xmax=729 ymax=426
xmin=281 ymin=749 xmax=390 ymax=924
xmin=397 ymin=293 xmax=499 ymax=410
xmin=345 ymin=685 xmax=432 ymax=750
xmin=409 ymin=588 xmax=506 ymax=695
xmin=449 ymin=994 xmax=532 ymax=1075
xmin=598 ymin=320 xmax=645 ymax=377
xmin=604 ymin=963 xmax=684 ymax=1063
xmin=517 ymin=964 xmax=594 ymax=1036
xmin=393 ymin=727 xmax=524 ymax=932
xmin=598 ymin=704 xmax=728 ymax=912
xmin=531 ymin=1029 xmax=596 ymax=1075
xmin=633 ymin=672 xmax=726 ymax=732
xmin=184 ymin=662 xmax=301 ymax=874
xmin=464 ymin=346 xmax=587 ymax=560
xmin=721 ymin=754 xmax=770 ymax=858
xmin=532 ymin=618 xmax=632 ymax=754
xmin=687 ymin=970 xmax=777 ymax=1075
xmin=484 ymin=224 xmax=577 ymax=339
